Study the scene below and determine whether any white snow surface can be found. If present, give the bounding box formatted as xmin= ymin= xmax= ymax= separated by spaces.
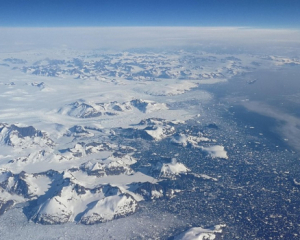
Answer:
xmin=34 ymin=182 xmax=137 ymax=224
xmin=80 ymin=194 xmax=138 ymax=224
xmin=170 ymin=133 xmax=210 ymax=146
xmin=58 ymin=99 xmax=168 ymax=118
xmin=199 ymin=145 xmax=228 ymax=159
xmin=140 ymin=81 xmax=198 ymax=96
xmin=160 ymin=158 xmax=190 ymax=178
xmin=174 ymin=224 xmax=226 ymax=240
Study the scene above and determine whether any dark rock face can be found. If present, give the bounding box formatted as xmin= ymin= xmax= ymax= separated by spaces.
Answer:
xmin=130 ymin=99 xmax=148 ymax=113
xmin=0 ymin=199 xmax=14 ymax=215
xmin=66 ymin=125 xmax=91 ymax=137
xmin=118 ymin=127 xmax=155 ymax=140
xmin=72 ymin=102 xmax=102 ymax=118
xmin=59 ymin=141 xmax=114 ymax=158
xmin=79 ymin=159 xmax=133 ymax=177
xmin=138 ymin=117 xmax=168 ymax=126
xmin=10 ymin=125 xmax=43 ymax=138
xmin=105 ymin=166 xmax=130 ymax=176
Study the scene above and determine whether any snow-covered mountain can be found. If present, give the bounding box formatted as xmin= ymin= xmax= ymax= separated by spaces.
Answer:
xmin=173 ymin=224 xmax=226 ymax=240
xmin=0 ymin=49 xmax=237 ymax=229
xmin=32 ymin=181 xmax=137 ymax=225
xmin=0 ymin=123 xmax=54 ymax=148
xmin=58 ymin=99 xmax=167 ymax=118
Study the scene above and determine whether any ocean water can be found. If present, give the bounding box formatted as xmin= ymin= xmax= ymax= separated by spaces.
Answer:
xmin=202 ymin=65 xmax=300 ymax=153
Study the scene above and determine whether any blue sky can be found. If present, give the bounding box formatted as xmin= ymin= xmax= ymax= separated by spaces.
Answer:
xmin=0 ymin=0 xmax=299 ymax=28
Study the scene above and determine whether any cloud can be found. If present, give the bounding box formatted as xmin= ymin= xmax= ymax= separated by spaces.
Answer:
xmin=243 ymin=101 xmax=300 ymax=151
xmin=1 ymin=27 xmax=300 ymax=52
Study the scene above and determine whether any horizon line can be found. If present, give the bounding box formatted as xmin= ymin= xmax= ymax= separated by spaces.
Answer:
xmin=0 ymin=26 xmax=300 ymax=31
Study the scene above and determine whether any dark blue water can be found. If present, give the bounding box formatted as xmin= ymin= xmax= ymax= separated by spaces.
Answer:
xmin=201 ymin=65 xmax=300 ymax=152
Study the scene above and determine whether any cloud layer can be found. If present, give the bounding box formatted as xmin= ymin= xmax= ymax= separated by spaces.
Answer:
xmin=1 ymin=27 xmax=300 ymax=52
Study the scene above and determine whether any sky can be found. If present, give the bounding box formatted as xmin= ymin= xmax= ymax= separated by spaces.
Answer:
xmin=0 ymin=0 xmax=300 ymax=28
